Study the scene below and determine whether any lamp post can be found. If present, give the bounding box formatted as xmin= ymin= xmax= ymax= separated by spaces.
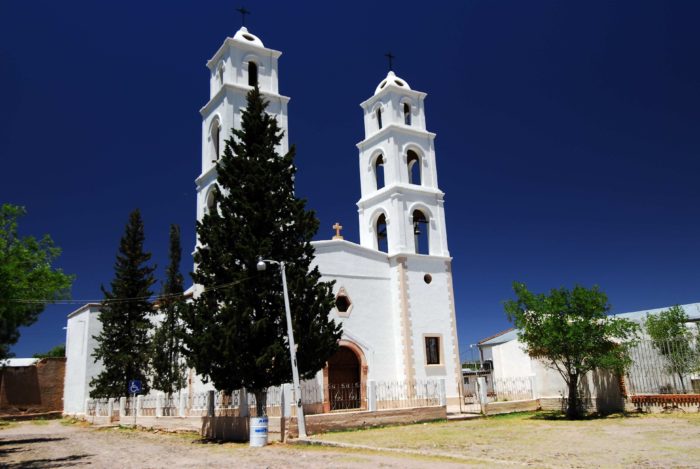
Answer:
xmin=256 ymin=258 xmax=307 ymax=438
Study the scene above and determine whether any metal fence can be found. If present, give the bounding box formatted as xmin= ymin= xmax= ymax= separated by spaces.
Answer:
xmin=626 ymin=338 xmax=700 ymax=395
xmin=491 ymin=376 xmax=535 ymax=402
xmin=375 ymin=379 xmax=442 ymax=409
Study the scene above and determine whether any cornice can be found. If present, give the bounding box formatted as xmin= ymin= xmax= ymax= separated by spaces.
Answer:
xmin=356 ymin=124 xmax=436 ymax=150
xmin=200 ymin=84 xmax=290 ymax=117
xmin=356 ymin=183 xmax=444 ymax=208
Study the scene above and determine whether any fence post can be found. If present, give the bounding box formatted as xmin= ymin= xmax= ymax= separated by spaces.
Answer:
xmin=136 ymin=395 xmax=143 ymax=417
xmin=84 ymin=398 xmax=90 ymax=416
xmin=119 ymin=397 xmax=126 ymax=418
xmin=529 ymin=375 xmax=538 ymax=400
xmin=439 ymin=379 xmax=447 ymax=407
xmin=155 ymin=393 xmax=163 ymax=417
xmin=240 ymin=388 xmax=249 ymax=417
xmin=179 ymin=392 xmax=187 ymax=417
xmin=206 ymin=390 xmax=215 ymax=418
xmin=108 ymin=398 xmax=115 ymax=420
xmin=477 ymin=377 xmax=488 ymax=414
xmin=368 ymin=380 xmax=377 ymax=412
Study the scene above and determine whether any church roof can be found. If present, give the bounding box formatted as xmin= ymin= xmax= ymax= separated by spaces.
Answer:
xmin=374 ymin=71 xmax=411 ymax=95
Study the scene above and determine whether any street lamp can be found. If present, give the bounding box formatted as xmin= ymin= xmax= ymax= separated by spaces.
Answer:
xmin=256 ymin=258 xmax=307 ymax=438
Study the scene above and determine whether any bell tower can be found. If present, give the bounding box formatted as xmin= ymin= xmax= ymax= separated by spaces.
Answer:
xmin=356 ymin=71 xmax=449 ymax=257
xmin=195 ymin=26 xmax=290 ymax=224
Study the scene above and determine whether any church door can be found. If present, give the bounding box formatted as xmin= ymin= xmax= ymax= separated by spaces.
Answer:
xmin=327 ymin=346 xmax=361 ymax=410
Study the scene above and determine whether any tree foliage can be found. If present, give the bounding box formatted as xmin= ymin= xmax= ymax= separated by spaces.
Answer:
xmin=645 ymin=305 xmax=699 ymax=392
xmin=504 ymin=282 xmax=638 ymax=418
xmin=151 ymin=225 xmax=188 ymax=395
xmin=184 ymin=87 xmax=342 ymax=415
xmin=33 ymin=343 xmax=65 ymax=358
xmin=90 ymin=209 xmax=156 ymax=398
xmin=0 ymin=204 xmax=73 ymax=359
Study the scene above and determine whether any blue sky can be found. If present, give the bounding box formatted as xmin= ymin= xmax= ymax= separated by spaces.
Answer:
xmin=1 ymin=1 xmax=699 ymax=360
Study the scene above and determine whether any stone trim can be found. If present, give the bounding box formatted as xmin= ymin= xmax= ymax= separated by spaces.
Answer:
xmin=397 ymin=257 xmax=416 ymax=385
xmin=444 ymin=260 xmax=463 ymax=400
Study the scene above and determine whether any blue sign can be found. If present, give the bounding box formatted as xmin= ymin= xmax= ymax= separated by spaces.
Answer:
xmin=128 ymin=380 xmax=142 ymax=394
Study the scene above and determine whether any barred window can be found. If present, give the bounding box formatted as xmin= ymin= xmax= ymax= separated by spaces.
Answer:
xmin=425 ymin=336 xmax=440 ymax=365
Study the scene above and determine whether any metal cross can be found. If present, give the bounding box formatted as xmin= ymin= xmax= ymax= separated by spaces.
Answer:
xmin=385 ymin=52 xmax=395 ymax=71
xmin=332 ymin=222 xmax=343 ymax=240
xmin=236 ymin=7 xmax=250 ymax=27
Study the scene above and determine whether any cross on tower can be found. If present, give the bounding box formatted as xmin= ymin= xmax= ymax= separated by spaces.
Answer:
xmin=385 ymin=52 xmax=395 ymax=72
xmin=236 ymin=7 xmax=250 ymax=27
xmin=332 ymin=222 xmax=344 ymax=240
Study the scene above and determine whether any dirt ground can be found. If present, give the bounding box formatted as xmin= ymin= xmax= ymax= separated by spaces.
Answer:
xmin=0 ymin=420 xmax=465 ymax=468
xmin=1 ymin=412 xmax=699 ymax=468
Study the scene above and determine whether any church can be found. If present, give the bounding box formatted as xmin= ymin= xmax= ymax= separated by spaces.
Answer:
xmin=64 ymin=25 xmax=462 ymax=414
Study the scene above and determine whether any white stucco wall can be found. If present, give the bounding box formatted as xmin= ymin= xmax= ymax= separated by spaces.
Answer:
xmin=63 ymin=304 xmax=103 ymax=414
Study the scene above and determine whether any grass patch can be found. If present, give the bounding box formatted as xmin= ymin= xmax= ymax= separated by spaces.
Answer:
xmin=31 ymin=418 xmax=50 ymax=425
xmin=0 ymin=420 xmax=15 ymax=430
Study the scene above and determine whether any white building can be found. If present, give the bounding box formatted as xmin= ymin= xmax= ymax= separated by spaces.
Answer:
xmin=64 ymin=25 xmax=462 ymax=413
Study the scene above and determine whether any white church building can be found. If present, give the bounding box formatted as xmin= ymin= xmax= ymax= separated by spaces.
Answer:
xmin=64 ymin=25 xmax=462 ymax=414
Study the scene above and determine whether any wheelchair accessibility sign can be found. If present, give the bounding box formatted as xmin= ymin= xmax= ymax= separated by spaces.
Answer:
xmin=128 ymin=380 xmax=142 ymax=394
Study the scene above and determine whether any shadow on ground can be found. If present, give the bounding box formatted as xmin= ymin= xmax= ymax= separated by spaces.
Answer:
xmin=0 ymin=437 xmax=91 ymax=468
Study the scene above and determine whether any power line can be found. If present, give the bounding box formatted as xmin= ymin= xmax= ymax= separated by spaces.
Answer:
xmin=3 ymin=275 xmax=257 ymax=306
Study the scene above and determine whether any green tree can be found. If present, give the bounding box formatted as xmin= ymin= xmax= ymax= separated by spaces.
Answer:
xmin=90 ymin=209 xmax=156 ymax=398
xmin=0 ymin=204 xmax=73 ymax=359
xmin=184 ymin=87 xmax=342 ymax=416
xmin=504 ymin=282 xmax=638 ymax=419
xmin=33 ymin=343 xmax=65 ymax=358
xmin=151 ymin=225 xmax=187 ymax=395
xmin=645 ymin=305 xmax=699 ymax=392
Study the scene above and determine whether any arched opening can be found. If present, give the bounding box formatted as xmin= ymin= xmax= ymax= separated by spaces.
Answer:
xmin=248 ymin=61 xmax=258 ymax=87
xmin=407 ymin=150 xmax=421 ymax=185
xmin=324 ymin=344 xmax=366 ymax=411
xmin=403 ymin=102 xmax=411 ymax=125
xmin=376 ymin=213 xmax=388 ymax=253
xmin=376 ymin=108 xmax=383 ymax=130
xmin=210 ymin=121 xmax=221 ymax=162
xmin=412 ymin=209 xmax=429 ymax=255
xmin=205 ymin=190 xmax=216 ymax=215
xmin=374 ymin=155 xmax=385 ymax=190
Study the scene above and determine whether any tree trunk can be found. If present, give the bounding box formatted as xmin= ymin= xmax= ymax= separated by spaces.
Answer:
xmin=566 ymin=374 xmax=581 ymax=419
xmin=678 ymin=372 xmax=686 ymax=393
xmin=254 ymin=389 xmax=267 ymax=417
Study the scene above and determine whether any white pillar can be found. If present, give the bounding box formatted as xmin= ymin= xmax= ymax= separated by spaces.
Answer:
xmin=439 ymin=379 xmax=447 ymax=407
xmin=281 ymin=384 xmax=292 ymax=417
xmin=84 ymin=398 xmax=90 ymax=416
xmin=368 ymin=380 xmax=377 ymax=412
xmin=136 ymin=395 xmax=143 ymax=417
xmin=119 ymin=397 xmax=126 ymax=418
xmin=108 ymin=398 xmax=115 ymax=420
xmin=529 ymin=375 xmax=538 ymax=400
xmin=156 ymin=393 xmax=163 ymax=417
xmin=179 ymin=392 xmax=187 ymax=417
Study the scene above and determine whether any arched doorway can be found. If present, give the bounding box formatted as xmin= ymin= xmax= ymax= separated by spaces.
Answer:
xmin=324 ymin=342 xmax=367 ymax=411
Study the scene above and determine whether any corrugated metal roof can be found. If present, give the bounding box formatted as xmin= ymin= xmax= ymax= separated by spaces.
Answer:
xmin=1 ymin=358 xmax=39 ymax=367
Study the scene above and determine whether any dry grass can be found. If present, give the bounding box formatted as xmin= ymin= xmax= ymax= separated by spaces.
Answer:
xmin=314 ymin=411 xmax=700 ymax=467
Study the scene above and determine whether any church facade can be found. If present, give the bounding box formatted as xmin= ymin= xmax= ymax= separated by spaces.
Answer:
xmin=63 ymin=25 xmax=462 ymax=414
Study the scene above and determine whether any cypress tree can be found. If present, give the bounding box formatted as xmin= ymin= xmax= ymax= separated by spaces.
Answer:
xmin=151 ymin=224 xmax=187 ymax=395
xmin=184 ymin=87 xmax=342 ymax=415
xmin=90 ymin=209 xmax=156 ymax=398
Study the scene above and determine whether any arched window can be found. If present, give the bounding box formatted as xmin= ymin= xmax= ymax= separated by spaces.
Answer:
xmin=205 ymin=190 xmax=216 ymax=215
xmin=403 ymin=103 xmax=411 ymax=125
xmin=248 ymin=61 xmax=258 ymax=87
xmin=407 ymin=150 xmax=421 ymax=185
xmin=412 ymin=210 xmax=429 ymax=255
xmin=217 ymin=63 xmax=224 ymax=86
xmin=376 ymin=108 xmax=383 ymax=130
xmin=375 ymin=155 xmax=385 ymax=190
xmin=211 ymin=121 xmax=221 ymax=161
xmin=376 ymin=214 xmax=388 ymax=253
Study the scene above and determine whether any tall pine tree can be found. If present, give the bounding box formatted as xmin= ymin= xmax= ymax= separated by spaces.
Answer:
xmin=90 ymin=209 xmax=156 ymax=398
xmin=151 ymin=224 xmax=187 ymax=395
xmin=184 ymin=87 xmax=342 ymax=415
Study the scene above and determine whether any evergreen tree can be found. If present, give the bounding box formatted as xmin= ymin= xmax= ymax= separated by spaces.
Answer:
xmin=90 ymin=209 xmax=156 ymax=398
xmin=151 ymin=224 xmax=187 ymax=395
xmin=184 ymin=87 xmax=342 ymax=415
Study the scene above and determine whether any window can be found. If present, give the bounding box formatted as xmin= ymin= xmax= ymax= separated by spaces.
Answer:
xmin=407 ymin=150 xmax=420 ymax=185
xmin=412 ymin=209 xmax=429 ymax=255
xmin=211 ymin=121 xmax=221 ymax=161
xmin=248 ymin=61 xmax=258 ymax=87
xmin=403 ymin=102 xmax=411 ymax=125
xmin=374 ymin=155 xmax=385 ymax=190
xmin=376 ymin=213 xmax=388 ymax=253
xmin=425 ymin=336 xmax=440 ymax=365
xmin=205 ymin=190 xmax=216 ymax=214
xmin=376 ymin=108 xmax=382 ymax=130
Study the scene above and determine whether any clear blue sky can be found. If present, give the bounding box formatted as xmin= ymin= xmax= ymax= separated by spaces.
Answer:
xmin=2 ymin=1 xmax=699 ymax=360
